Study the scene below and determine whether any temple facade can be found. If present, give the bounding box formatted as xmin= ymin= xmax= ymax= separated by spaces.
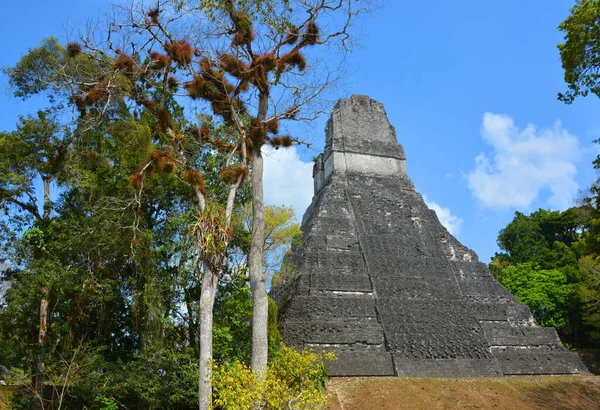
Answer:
xmin=270 ymin=95 xmax=586 ymax=377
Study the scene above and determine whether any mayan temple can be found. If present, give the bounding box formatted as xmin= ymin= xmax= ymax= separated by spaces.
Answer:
xmin=270 ymin=95 xmax=586 ymax=377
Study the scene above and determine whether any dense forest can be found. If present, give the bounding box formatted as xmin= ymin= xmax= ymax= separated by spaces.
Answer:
xmin=0 ymin=0 xmax=365 ymax=409
xmin=490 ymin=207 xmax=600 ymax=347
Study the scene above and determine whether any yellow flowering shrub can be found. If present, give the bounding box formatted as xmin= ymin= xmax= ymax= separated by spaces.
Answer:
xmin=213 ymin=360 xmax=262 ymax=410
xmin=213 ymin=345 xmax=336 ymax=409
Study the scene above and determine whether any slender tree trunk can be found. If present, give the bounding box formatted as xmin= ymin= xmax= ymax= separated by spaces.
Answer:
xmin=249 ymin=145 xmax=268 ymax=378
xmin=43 ymin=178 xmax=51 ymax=220
xmin=33 ymin=176 xmax=53 ymax=405
xmin=199 ymin=268 xmax=218 ymax=410
xmin=33 ymin=285 xmax=49 ymax=406
xmin=249 ymin=92 xmax=269 ymax=378
xmin=38 ymin=286 xmax=49 ymax=350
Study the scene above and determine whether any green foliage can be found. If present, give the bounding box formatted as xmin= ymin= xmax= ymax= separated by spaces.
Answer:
xmin=68 ymin=346 xmax=199 ymax=410
xmin=498 ymin=263 xmax=575 ymax=328
xmin=93 ymin=395 xmax=119 ymax=410
xmin=4 ymin=37 xmax=64 ymax=99
xmin=4 ymin=36 xmax=108 ymax=105
xmin=243 ymin=204 xmax=303 ymax=286
xmin=496 ymin=209 xmax=580 ymax=267
xmin=213 ymin=345 xmax=335 ymax=410
xmin=214 ymin=276 xmax=253 ymax=365
xmin=491 ymin=208 xmax=587 ymax=339
xmin=189 ymin=0 xmax=294 ymax=36
xmin=558 ymin=0 xmax=600 ymax=103
xmin=214 ymin=275 xmax=285 ymax=365
xmin=10 ymin=392 xmax=31 ymax=410
xmin=578 ymin=256 xmax=600 ymax=343
xmin=0 ymin=110 xmax=67 ymax=253
xmin=51 ymin=288 xmax=305 ymax=410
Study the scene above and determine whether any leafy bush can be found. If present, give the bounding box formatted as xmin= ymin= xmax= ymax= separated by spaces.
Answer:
xmin=498 ymin=262 xmax=575 ymax=328
xmin=69 ymin=347 xmax=199 ymax=410
xmin=213 ymin=345 xmax=335 ymax=410
xmin=93 ymin=395 xmax=118 ymax=410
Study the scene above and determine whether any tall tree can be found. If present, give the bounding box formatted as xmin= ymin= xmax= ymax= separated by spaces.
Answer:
xmin=578 ymin=256 xmax=600 ymax=343
xmin=107 ymin=0 xmax=370 ymax=380
xmin=77 ymin=0 xmax=371 ymax=391
xmin=0 ymin=110 xmax=74 ymax=405
xmin=558 ymin=0 xmax=600 ymax=104
xmin=5 ymin=30 xmax=253 ymax=407
xmin=491 ymin=209 xmax=586 ymax=341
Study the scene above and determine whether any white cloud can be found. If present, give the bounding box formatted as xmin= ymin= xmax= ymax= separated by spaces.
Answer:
xmin=467 ymin=113 xmax=581 ymax=210
xmin=424 ymin=196 xmax=463 ymax=236
xmin=263 ymin=146 xmax=313 ymax=219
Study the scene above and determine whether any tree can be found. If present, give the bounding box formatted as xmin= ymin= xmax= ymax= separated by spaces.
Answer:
xmin=497 ymin=263 xmax=575 ymax=328
xmin=6 ymin=31 xmax=252 ymax=408
xmin=491 ymin=209 xmax=585 ymax=339
xmin=5 ymin=1 xmax=373 ymax=406
xmin=75 ymin=0 xmax=369 ymax=402
xmin=138 ymin=0 xmax=370 ymax=382
xmin=243 ymin=204 xmax=302 ymax=287
xmin=0 ymin=109 xmax=75 ymax=406
xmin=558 ymin=0 xmax=600 ymax=104
xmin=558 ymin=2 xmax=600 ymax=346
xmin=579 ymin=256 xmax=600 ymax=343
xmin=496 ymin=209 xmax=580 ymax=266
xmin=262 ymin=206 xmax=302 ymax=283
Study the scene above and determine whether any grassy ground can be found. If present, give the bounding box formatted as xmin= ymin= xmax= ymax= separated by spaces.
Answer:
xmin=326 ymin=376 xmax=600 ymax=410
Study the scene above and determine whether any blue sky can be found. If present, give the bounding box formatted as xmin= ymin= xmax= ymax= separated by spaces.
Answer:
xmin=2 ymin=1 xmax=600 ymax=262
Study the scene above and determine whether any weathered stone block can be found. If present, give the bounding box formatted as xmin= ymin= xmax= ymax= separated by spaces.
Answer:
xmin=371 ymin=276 xmax=461 ymax=300
xmin=493 ymin=347 xmax=585 ymax=375
xmin=327 ymin=352 xmax=395 ymax=376
xmin=311 ymin=272 xmax=372 ymax=292
xmin=393 ymin=358 xmax=502 ymax=377
xmin=456 ymin=276 xmax=513 ymax=298
xmin=481 ymin=322 xmax=561 ymax=346
xmin=282 ymin=296 xmax=377 ymax=320
xmin=280 ymin=319 xmax=385 ymax=345
xmin=386 ymin=325 xmax=494 ymax=360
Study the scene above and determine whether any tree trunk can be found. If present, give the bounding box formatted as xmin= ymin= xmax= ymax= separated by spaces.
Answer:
xmin=43 ymin=178 xmax=51 ymax=220
xmin=249 ymin=92 xmax=269 ymax=378
xmin=33 ymin=285 xmax=49 ymax=407
xmin=199 ymin=268 xmax=218 ymax=410
xmin=33 ymin=177 xmax=52 ymax=407
xmin=249 ymin=145 xmax=268 ymax=378
xmin=185 ymin=288 xmax=197 ymax=348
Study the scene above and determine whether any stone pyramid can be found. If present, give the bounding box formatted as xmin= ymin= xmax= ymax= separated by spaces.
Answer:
xmin=271 ymin=95 xmax=586 ymax=377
